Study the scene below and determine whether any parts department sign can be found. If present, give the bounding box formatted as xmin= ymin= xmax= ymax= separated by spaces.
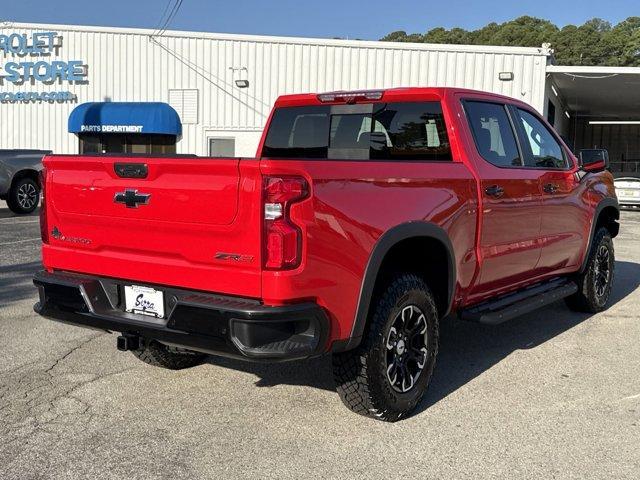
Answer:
xmin=0 ymin=31 xmax=87 ymax=103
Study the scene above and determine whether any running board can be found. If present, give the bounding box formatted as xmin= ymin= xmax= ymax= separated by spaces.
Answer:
xmin=460 ymin=279 xmax=579 ymax=325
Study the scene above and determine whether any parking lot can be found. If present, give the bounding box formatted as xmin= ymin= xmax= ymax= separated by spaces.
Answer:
xmin=0 ymin=201 xmax=638 ymax=480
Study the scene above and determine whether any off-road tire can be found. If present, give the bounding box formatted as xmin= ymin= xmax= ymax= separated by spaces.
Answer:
xmin=332 ymin=274 xmax=439 ymax=422
xmin=7 ymin=177 xmax=40 ymax=214
xmin=565 ymin=227 xmax=615 ymax=313
xmin=132 ymin=339 xmax=206 ymax=370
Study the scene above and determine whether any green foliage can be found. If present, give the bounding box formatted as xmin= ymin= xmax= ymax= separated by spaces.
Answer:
xmin=380 ymin=16 xmax=640 ymax=66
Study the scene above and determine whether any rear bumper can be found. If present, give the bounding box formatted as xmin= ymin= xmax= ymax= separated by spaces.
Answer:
xmin=33 ymin=270 xmax=329 ymax=362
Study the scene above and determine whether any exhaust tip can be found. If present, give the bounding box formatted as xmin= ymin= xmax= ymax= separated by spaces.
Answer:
xmin=117 ymin=334 xmax=140 ymax=351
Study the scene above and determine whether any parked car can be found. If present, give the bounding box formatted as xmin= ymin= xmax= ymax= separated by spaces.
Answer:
xmin=33 ymin=88 xmax=619 ymax=421
xmin=614 ymin=177 xmax=640 ymax=208
xmin=0 ymin=149 xmax=50 ymax=214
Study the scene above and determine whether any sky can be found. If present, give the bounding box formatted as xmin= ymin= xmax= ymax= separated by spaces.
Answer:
xmin=1 ymin=0 xmax=637 ymax=40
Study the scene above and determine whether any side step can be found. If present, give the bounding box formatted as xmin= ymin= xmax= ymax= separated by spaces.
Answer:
xmin=460 ymin=278 xmax=579 ymax=325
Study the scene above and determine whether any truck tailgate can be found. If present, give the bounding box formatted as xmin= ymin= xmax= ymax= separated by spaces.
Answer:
xmin=41 ymin=155 xmax=263 ymax=298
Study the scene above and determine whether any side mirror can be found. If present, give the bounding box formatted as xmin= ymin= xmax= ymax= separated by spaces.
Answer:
xmin=579 ymin=149 xmax=609 ymax=173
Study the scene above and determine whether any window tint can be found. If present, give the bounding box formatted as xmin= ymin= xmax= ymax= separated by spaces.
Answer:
xmin=328 ymin=113 xmax=371 ymax=160
xmin=261 ymin=102 xmax=451 ymax=160
xmin=516 ymin=109 xmax=567 ymax=169
xmin=263 ymin=106 xmax=330 ymax=158
xmin=371 ymin=102 xmax=451 ymax=160
xmin=465 ymin=101 xmax=522 ymax=167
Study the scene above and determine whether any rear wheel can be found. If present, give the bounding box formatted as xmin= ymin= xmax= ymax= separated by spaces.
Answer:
xmin=332 ymin=274 xmax=439 ymax=422
xmin=7 ymin=177 xmax=40 ymax=214
xmin=132 ymin=339 xmax=206 ymax=370
xmin=565 ymin=227 xmax=615 ymax=313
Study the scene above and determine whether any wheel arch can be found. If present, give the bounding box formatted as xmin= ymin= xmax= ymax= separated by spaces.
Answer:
xmin=11 ymin=169 xmax=41 ymax=189
xmin=580 ymin=197 xmax=620 ymax=273
xmin=334 ymin=221 xmax=456 ymax=352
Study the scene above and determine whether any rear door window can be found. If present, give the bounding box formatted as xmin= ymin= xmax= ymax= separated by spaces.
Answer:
xmin=262 ymin=102 xmax=451 ymax=161
xmin=371 ymin=102 xmax=450 ymax=160
xmin=464 ymin=101 xmax=522 ymax=168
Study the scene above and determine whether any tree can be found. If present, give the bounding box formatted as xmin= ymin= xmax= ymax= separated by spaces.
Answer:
xmin=552 ymin=20 xmax=610 ymax=65
xmin=488 ymin=16 xmax=558 ymax=47
xmin=380 ymin=30 xmax=424 ymax=43
xmin=601 ymin=17 xmax=640 ymax=66
xmin=380 ymin=16 xmax=640 ymax=66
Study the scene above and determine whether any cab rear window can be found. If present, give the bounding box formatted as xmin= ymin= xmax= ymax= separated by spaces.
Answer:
xmin=262 ymin=102 xmax=451 ymax=161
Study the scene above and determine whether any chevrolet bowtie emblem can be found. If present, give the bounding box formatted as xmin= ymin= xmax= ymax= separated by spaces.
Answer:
xmin=114 ymin=189 xmax=151 ymax=208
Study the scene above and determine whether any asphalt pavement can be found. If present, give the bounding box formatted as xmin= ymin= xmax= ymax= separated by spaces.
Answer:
xmin=1 ymin=201 xmax=639 ymax=479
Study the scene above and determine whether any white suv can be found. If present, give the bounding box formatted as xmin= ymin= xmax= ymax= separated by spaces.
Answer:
xmin=614 ymin=177 xmax=640 ymax=208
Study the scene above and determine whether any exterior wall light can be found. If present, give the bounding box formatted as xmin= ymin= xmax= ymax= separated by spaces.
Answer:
xmin=229 ymin=67 xmax=249 ymax=88
xmin=498 ymin=72 xmax=514 ymax=81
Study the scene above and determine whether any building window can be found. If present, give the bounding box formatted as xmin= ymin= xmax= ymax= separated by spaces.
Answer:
xmin=169 ymin=89 xmax=199 ymax=124
xmin=547 ymin=100 xmax=556 ymax=127
xmin=208 ymin=137 xmax=235 ymax=157
xmin=79 ymin=134 xmax=177 ymax=154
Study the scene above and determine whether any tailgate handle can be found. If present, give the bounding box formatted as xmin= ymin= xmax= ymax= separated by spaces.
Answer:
xmin=114 ymin=163 xmax=148 ymax=179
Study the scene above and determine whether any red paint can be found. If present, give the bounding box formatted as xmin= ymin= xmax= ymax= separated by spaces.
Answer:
xmin=40 ymin=87 xmax=617 ymax=350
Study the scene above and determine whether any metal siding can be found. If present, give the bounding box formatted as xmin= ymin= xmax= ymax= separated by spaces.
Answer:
xmin=0 ymin=23 xmax=549 ymax=156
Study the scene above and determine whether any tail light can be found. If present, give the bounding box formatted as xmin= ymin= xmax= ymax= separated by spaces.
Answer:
xmin=39 ymin=168 xmax=49 ymax=244
xmin=263 ymin=176 xmax=309 ymax=270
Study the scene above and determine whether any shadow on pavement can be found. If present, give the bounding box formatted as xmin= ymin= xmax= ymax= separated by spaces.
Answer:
xmin=0 ymin=261 xmax=41 ymax=308
xmin=417 ymin=259 xmax=640 ymax=415
xmin=206 ymin=354 xmax=336 ymax=392
xmin=205 ymin=261 xmax=640 ymax=406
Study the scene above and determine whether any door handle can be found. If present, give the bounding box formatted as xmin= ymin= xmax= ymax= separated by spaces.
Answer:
xmin=543 ymin=183 xmax=559 ymax=194
xmin=485 ymin=185 xmax=504 ymax=198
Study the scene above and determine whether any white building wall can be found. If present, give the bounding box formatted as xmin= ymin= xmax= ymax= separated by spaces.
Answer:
xmin=0 ymin=22 xmax=552 ymax=156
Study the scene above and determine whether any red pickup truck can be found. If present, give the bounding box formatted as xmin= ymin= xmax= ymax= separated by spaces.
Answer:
xmin=34 ymin=88 xmax=619 ymax=421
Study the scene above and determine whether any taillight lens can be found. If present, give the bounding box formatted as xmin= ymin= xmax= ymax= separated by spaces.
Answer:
xmin=39 ymin=168 xmax=49 ymax=244
xmin=263 ymin=176 xmax=309 ymax=270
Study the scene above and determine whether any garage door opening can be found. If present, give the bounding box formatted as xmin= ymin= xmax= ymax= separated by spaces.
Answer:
xmin=548 ymin=66 xmax=640 ymax=177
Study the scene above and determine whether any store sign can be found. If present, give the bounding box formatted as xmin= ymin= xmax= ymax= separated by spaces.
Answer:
xmin=0 ymin=31 xmax=87 ymax=103
xmin=80 ymin=125 xmax=144 ymax=133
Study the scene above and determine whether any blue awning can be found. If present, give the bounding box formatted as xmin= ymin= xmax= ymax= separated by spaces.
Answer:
xmin=68 ymin=102 xmax=182 ymax=136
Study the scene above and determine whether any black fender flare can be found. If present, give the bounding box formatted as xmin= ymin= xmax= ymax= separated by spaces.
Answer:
xmin=334 ymin=221 xmax=456 ymax=352
xmin=580 ymin=197 xmax=619 ymax=273
xmin=11 ymin=168 xmax=41 ymax=188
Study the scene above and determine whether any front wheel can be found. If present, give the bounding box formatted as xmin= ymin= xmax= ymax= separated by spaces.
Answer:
xmin=332 ymin=274 xmax=439 ymax=422
xmin=565 ymin=227 xmax=615 ymax=313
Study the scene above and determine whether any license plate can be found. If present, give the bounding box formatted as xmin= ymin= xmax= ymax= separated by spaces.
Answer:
xmin=619 ymin=189 xmax=640 ymax=197
xmin=124 ymin=285 xmax=165 ymax=318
